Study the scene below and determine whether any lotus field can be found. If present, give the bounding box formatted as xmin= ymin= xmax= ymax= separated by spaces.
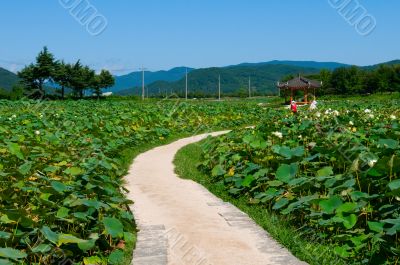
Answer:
xmin=0 ymin=100 xmax=265 ymax=264
xmin=199 ymin=98 xmax=400 ymax=264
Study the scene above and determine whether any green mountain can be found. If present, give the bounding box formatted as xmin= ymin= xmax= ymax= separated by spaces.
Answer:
xmin=118 ymin=64 xmax=321 ymax=97
xmin=111 ymin=67 xmax=194 ymax=94
xmin=235 ymin=60 xmax=350 ymax=70
xmin=0 ymin=67 xmax=19 ymax=91
xmin=362 ymin=60 xmax=400 ymax=70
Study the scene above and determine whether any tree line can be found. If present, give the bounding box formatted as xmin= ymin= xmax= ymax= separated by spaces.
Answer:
xmin=305 ymin=64 xmax=400 ymax=95
xmin=17 ymin=47 xmax=115 ymax=99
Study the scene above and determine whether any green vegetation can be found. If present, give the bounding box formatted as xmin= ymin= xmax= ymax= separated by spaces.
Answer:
xmin=306 ymin=64 xmax=400 ymax=95
xmin=175 ymin=141 xmax=346 ymax=265
xmin=0 ymin=99 xmax=268 ymax=264
xmin=17 ymin=47 xmax=114 ymax=99
xmin=190 ymin=96 xmax=400 ymax=264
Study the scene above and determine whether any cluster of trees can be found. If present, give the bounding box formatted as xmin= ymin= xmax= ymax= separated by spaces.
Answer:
xmin=306 ymin=64 xmax=400 ymax=95
xmin=18 ymin=47 xmax=114 ymax=99
xmin=0 ymin=86 xmax=24 ymax=100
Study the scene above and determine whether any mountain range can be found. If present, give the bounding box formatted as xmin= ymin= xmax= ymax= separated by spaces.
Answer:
xmin=0 ymin=67 xmax=19 ymax=91
xmin=1 ymin=60 xmax=399 ymax=96
xmin=112 ymin=60 xmax=351 ymax=96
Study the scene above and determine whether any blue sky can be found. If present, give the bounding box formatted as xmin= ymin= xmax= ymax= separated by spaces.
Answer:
xmin=0 ymin=0 xmax=399 ymax=75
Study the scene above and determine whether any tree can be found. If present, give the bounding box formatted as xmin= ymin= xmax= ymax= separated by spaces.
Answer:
xmin=67 ymin=61 xmax=95 ymax=98
xmin=331 ymin=67 xmax=351 ymax=94
xmin=393 ymin=65 xmax=400 ymax=93
xmin=10 ymin=84 xmax=24 ymax=100
xmin=318 ymin=69 xmax=332 ymax=95
xmin=17 ymin=47 xmax=56 ymax=98
xmin=18 ymin=64 xmax=39 ymax=93
xmin=0 ymin=88 xmax=9 ymax=99
xmin=92 ymin=70 xmax=115 ymax=98
xmin=35 ymin=46 xmax=55 ymax=90
xmin=80 ymin=66 xmax=95 ymax=98
xmin=53 ymin=61 xmax=72 ymax=99
xmin=281 ymin=74 xmax=295 ymax=82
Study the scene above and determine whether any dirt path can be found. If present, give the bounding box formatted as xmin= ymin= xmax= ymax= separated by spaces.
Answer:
xmin=126 ymin=132 xmax=307 ymax=265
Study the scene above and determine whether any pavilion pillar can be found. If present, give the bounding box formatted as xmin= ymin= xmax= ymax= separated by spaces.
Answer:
xmin=290 ymin=88 xmax=293 ymax=102
xmin=314 ymin=87 xmax=316 ymax=100
xmin=305 ymin=88 xmax=308 ymax=103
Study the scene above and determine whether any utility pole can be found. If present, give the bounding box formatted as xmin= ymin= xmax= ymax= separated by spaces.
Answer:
xmin=218 ymin=74 xmax=221 ymax=101
xmin=185 ymin=68 xmax=188 ymax=100
xmin=248 ymin=76 xmax=251 ymax=98
xmin=140 ymin=67 xmax=147 ymax=100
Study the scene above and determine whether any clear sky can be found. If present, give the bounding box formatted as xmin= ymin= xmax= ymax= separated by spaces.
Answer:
xmin=0 ymin=0 xmax=399 ymax=75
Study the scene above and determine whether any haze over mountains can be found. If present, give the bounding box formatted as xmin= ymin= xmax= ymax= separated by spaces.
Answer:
xmin=1 ymin=60 xmax=399 ymax=95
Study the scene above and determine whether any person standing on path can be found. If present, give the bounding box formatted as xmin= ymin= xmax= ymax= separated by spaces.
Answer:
xmin=309 ymin=99 xmax=317 ymax=111
xmin=291 ymin=100 xmax=298 ymax=114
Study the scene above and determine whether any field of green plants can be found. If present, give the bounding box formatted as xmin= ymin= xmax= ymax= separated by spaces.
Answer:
xmin=199 ymin=97 xmax=400 ymax=264
xmin=0 ymin=99 xmax=267 ymax=265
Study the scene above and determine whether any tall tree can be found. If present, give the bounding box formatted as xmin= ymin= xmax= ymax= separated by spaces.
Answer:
xmin=92 ymin=70 xmax=115 ymax=98
xmin=318 ymin=69 xmax=332 ymax=95
xmin=68 ymin=61 xmax=95 ymax=98
xmin=53 ymin=61 xmax=72 ymax=99
xmin=35 ymin=46 xmax=55 ymax=90
xmin=17 ymin=47 xmax=56 ymax=97
xmin=18 ymin=64 xmax=39 ymax=95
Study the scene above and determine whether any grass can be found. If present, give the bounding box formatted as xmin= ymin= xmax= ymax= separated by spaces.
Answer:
xmin=174 ymin=140 xmax=348 ymax=265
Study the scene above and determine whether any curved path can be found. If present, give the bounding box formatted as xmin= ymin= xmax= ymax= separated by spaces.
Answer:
xmin=126 ymin=132 xmax=307 ymax=265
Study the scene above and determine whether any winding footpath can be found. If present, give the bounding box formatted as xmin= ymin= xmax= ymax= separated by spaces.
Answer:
xmin=125 ymin=131 xmax=307 ymax=265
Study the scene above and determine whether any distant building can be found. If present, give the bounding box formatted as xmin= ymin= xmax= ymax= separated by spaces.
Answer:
xmin=102 ymin=92 xmax=113 ymax=97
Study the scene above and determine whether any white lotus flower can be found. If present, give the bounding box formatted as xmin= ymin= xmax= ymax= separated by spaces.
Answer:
xmin=368 ymin=159 xmax=378 ymax=168
xmin=349 ymin=121 xmax=354 ymax=126
xmin=308 ymin=142 xmax=317 ymax=148
xmin=35 ymin=130 xmax=41 ymax=136
xmin=333 ymin=110 xmax=339 ymax=116
xmin=272 ymin=131 xmax=283 ymax=139
xmin=11 ymin=114 xmax=16 ymax=119
xmin=365 ymin=109 xmax=372 ymax=113
xmin=390 ymin=115 xmax=396 ymax=120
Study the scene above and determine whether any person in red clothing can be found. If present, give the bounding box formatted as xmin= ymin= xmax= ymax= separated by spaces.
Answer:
xmin=291 ymin=100 xmax=298 ymax=114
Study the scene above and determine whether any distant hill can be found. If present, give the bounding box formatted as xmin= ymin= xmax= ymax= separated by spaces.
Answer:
xmin=0 ymin=67 xmax=19 ymax=91
xmin=235 ymin=60 xmax=350 ymax=70
xmin=110 ymin=67 xmax=194 ymax=94
xmin=118 ymin=64 xmax=321 ymax=97
xmin=363 ymin=60 xmax=400 ymax=70
xmin=111 ymin=61 xmax=349 ymax=95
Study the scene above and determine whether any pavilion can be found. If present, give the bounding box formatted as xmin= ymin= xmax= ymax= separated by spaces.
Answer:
xmin=277 ymin=76 xmax=322 ymax=104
